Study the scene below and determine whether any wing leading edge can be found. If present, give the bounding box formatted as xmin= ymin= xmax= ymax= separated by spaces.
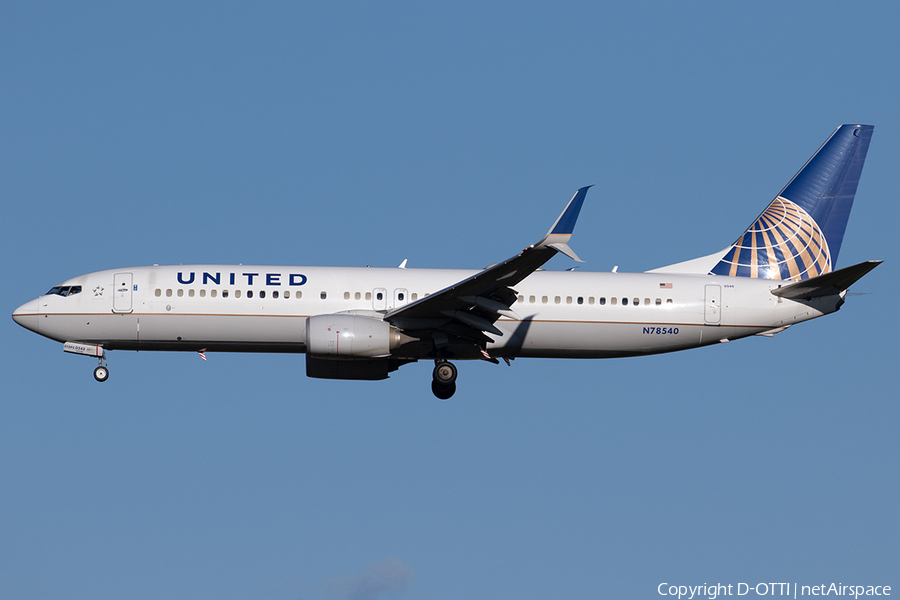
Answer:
xmin=385 ymin=187 xmax=592 ymax=348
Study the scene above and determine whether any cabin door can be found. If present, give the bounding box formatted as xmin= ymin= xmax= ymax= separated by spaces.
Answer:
xmin=704 ymin=284 xmax=721 ymax=325
xmin=113 ymin=273 xmax=133 ymax=313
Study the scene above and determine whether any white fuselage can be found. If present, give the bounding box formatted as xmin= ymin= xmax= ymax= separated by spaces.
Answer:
xmin=13 ymin=264 xmax=840 ymax=360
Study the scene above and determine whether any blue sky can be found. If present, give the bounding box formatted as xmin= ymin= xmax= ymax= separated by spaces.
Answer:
xmin=2 ymin=3 xmax=898 ymax=599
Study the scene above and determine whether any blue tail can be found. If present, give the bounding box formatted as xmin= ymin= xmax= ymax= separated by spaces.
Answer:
xmin=710 ymin=125 xmax=874 ymax=281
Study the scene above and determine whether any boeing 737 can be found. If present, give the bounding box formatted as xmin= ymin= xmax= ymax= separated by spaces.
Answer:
xmin=13 ymin=125 xmax=881 ymax=398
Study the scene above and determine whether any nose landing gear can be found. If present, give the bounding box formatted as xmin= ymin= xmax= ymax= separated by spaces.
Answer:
xmin=431 ymin=360 xmax=457 ymax=399
xmin=63 ymin=342 xmax=109 ymax=382
xmin=93 ymin=364 xmax=109 ymax=382
xmin=93 ymin=353 xmax=110 ymax=382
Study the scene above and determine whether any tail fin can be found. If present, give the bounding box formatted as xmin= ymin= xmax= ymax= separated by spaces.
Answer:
xmin=709 ymin=124 xmax=874 ymax=281
xmin=650 ymin=125 xmax=875 ymax=279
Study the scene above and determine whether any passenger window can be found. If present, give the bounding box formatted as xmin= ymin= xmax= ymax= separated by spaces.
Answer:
xmin=529 ymin=295 xmax=535 ymax=303
xmin=376 ymin=292 xmax=383 ymax=301
xmin=411 ymin=293 xmax=418 ymax=301
xmin=355 ymin=292 xmax=361 ymax=300
xmin=273 ymin=291 xmax=279 ymax=298
xmin=210 ymin=290 xmax=217 ymax=298
xmin=542 ymin=296 xmax=548 ymax=304
xmin=234 ymin=290 xmax=241 ymax=298
xmin=344 ymin=292 xmax=350 ymax=300
xmin=259 ymin=290 xmax=266 ymax=299
xmin=644 ymin=298 xmax=650 ymax=306
xmin=517 ymin=295 xmax=524 ymax=303
xmin=247 ymin=290 xmax=253 ymax=298
xmin=621 ymin=297 xmax=627 ymax=306
xmin=166 ymin=289 xmax=173 ymax=297
xmin=365 ymin=292 xmax=372 ymax=300
xmin=588 ymin=296 xmax=594 ymax=305
xmin=554 ymin=296 xmax=561 ymax=304
xmin=155 ymin=289 xmax=162 ymax=297
xmin=177 ymin=289 xmax=184 ymax=297
xmin=633 ymin=297 xmax=639 ymax=306
xmin=222 ymin=290 xmax=229 ymax=298
xmin=655 ymin=298 xmax=662 ymax=306
xmin=398 ymin=293 xmax=404 ymax=301
xmin=320 ymin=292 xmax=326 ymax=300
xmin=295 ymin=291 xmax=302 ymax=299
xmin=284 ymin=290 xmax=291 ymax=299
xmin=667 ymin=298 xmax=673 ymax=305
xmin=599 ymin=297 xmax=606 ymax=305
xmin=189 ymin=289 xmax=195 ymax=297
xmin=576 ymin=297 xmax=582 ymax=305
xmin=200 ymin=289 xmax=206 ymax=298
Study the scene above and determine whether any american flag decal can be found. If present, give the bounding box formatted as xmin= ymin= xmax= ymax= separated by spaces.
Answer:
xmin=198 ymin=350 xmax=207 ymax=361
xmin=659 ymin=283 xmax=673 ymax=289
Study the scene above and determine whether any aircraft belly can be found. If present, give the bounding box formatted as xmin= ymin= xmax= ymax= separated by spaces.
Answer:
xmin=54 ymin=313 xmax=308 ymax=352
xmin=492 ymin=320 xmax=698 ymax=358
xmin=134 ymin=313 xmax=307 ymax=350
xmin=494 ymin=320 xmax=764 ymax=358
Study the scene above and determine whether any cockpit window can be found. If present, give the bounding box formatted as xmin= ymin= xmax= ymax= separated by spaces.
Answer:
xmin=44 ymin=285 xmax=81 ymax=297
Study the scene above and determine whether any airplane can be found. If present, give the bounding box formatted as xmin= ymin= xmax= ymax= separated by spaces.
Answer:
xmin=12 ymin=124 xmax=881 ymax=399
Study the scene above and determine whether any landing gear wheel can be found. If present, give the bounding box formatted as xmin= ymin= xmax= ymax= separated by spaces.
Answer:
xmin=432 ymin=381 xmax=456 ymax=400
xmin=433 ymin=361 xmax=457 ymax=385
xmin=93 ymin=365 xmax=109 ymax=382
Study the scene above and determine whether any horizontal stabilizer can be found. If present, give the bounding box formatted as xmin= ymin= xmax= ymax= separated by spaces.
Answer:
xmin=771 ymin=260 xmax=881 ymax=300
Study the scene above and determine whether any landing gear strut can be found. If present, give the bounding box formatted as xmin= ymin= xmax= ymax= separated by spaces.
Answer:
xmin=431 ymin=360 xmax=457 ymax=399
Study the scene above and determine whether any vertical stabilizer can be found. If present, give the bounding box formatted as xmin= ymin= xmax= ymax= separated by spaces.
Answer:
xmin=708 ymin=125 xmax=874 ymax=281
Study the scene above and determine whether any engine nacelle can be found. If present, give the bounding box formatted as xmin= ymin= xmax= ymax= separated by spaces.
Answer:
xmin=306 ymin=314 xmax=400 ymax=359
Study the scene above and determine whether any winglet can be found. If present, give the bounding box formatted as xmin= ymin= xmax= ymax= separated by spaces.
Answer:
xmin=537 ymin=186 xmax=592 ymax=262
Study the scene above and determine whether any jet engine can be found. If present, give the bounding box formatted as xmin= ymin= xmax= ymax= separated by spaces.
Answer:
xmin=306 ymin=314 xmax=402 ymax=359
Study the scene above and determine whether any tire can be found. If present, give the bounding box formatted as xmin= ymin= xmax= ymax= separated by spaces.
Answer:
xmin=432 ymin=381 xmax=456 ymax=400
xmin=93 ymin=366 xmax=109 ymax=382
xmin=433 ymin=361 xmax=457 ymax=385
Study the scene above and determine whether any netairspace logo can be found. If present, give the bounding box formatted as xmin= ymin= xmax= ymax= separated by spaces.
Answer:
xmin=657 ymin=583 xmax=891 ymax=600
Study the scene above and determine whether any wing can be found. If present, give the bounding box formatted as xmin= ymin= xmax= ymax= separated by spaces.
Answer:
xmin=385 ymin=186 xmax=592 ymax=349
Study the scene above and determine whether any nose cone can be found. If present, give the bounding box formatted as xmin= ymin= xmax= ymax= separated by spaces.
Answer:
xmin=12 ymin=298 xmax=40 ymax=333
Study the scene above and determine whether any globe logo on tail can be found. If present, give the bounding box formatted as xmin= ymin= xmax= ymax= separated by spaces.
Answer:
xmin=710 ymin=197 xmax=831 ymax=281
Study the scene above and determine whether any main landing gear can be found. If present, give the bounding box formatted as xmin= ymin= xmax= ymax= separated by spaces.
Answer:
xmin=431 ymin=360 xmax=457 ymax=400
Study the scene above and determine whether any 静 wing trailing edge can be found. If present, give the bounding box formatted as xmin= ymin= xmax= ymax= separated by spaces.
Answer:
xmin=770 ymin=260 xmax=882 ymax=300
xmin=384 ymin=186 xmax=592 ymax=340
